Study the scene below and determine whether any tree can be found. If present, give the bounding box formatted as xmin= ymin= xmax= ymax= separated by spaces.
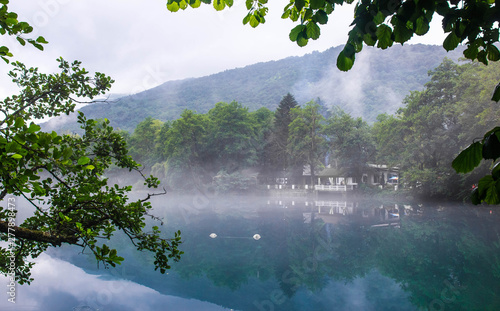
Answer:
xmin=324 ymin=108 xmax=375 ymax=185
xmin=0 ymin=3 xmax=182 ymax=283
xmin=271 ymin=93 xmax=299 ymax=174
xmin=395 ymin=60 xmax=464 ymax=197
xmin=128 ymin=116 xmax=164 ymax=166
xmin=250 ymin=107 xmax=276 ymax=182
xmin=372 ymin=113 xmax=406 ymax=166
xmin=288 ymin=101 xmax=326 ymax=185
xmin=207 ymin=101 xmax=258 ymax=173
xmin=371 ymin=59 xmax=500 ymax=199
xmin=160 ymin=109 xmax=211 ymax=188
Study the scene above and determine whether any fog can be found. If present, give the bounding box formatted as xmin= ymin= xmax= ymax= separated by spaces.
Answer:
xmin=3 ymin=191 xmax=499 ymax=310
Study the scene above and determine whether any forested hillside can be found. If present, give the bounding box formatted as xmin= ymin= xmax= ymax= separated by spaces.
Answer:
xmin=43 ymin=44 xmax=463 ymax=133
xmin=122 ymin=58 xmax=500 ymax=201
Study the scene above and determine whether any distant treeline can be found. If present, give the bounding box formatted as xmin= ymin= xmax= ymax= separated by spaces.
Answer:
xmin=74 ymin=44 xmax=464 ymax=133
xmin=122 ymin=58 xmax=500 ymax=201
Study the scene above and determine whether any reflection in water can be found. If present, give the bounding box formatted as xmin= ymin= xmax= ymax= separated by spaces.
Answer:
xmin=3 ymin=195 xmax=500 ymax=311
xmin=0 ymin=253 xmax=227 ymax=311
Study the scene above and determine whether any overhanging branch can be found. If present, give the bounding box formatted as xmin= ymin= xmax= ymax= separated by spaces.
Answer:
xmin=0 ymin=220 xmax=78 ymax=246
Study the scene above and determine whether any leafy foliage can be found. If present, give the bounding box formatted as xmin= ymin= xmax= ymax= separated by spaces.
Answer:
xmin=0 ymin=59 xmax=183 ymax=284
xmin=288 ymin=101 xmax=326 ymax=184
xmin=165 ymin=0 xmax=497 ymax=73
xmin=265 ymin=93 xmax=299 ymax=180
xmin=324 ymin=108 xmax=375 ymax=183
xmin=373 ymin=59 xmax=500 ymax=201
xmin=0 ymin=0 xmax=48 ymax=62
xmin=453 ymin=128 xmax=500 ymax=204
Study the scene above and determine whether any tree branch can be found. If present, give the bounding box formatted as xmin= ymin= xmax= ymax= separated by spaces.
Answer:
xmin=0 ymin=220 xmax=78 ymax=246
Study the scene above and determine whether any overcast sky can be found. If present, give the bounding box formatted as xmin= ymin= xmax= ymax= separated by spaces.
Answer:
xmin=2 ymin=0 xmax=447 ymax=97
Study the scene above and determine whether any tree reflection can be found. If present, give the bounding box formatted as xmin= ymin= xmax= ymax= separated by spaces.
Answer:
xmin=370 ymin=205 xmax=500 ymax=310
xmin=170 ymin=198 xmax=500 ymax=310
xmin=51 ymin=196 xmax=500 ymax=311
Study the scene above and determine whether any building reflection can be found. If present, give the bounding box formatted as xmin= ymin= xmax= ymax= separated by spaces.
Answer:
xmin=267 ymin=199 xmax=405 ymax=228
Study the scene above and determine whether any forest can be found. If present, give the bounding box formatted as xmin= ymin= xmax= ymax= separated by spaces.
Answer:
xmin=64 ymin=44 xmax=464 ymax=133
xmin=123 ymin=58 xmax=500 ymax=202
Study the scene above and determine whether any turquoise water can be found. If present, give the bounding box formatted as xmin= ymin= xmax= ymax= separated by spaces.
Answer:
xmin=2 ymin=195 xmax=500 ymax=311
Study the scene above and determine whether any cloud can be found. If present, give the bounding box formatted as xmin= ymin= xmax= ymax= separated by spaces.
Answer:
xmin=312 ymin=49 xmax=372 ymax=117
xmin=0 ymin=253 xmax=227 ymax=311
xmin=2 ymin=1 xmax=359 ymax=97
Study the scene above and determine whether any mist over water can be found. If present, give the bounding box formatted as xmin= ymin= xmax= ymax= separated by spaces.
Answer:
xmin=3 ymin=193 xmax=499 ymax=311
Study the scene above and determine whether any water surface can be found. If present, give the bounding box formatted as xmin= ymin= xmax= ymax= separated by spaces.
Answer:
xmin=1 ymin=195 xmax=499 ymax=311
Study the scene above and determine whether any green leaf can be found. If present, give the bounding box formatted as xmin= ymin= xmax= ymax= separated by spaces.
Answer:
xmin=337 ymin=50 xmax=354 ymax=71
xmin=101 ymin=244 xmax=110 ymax=255
xmin=243 ymin=14 xmax=250 ymax=25
xmin=492 ymin=162 xmax=500 ymax=181
xmin=179 ymin=0 xmax=188 ymax=10
xmin=16 ymin=37 xmax=26 ymax=46
xmin=414 ymin=16 xmax=430 ymax=35
xmin=373 ymin=11 xmax=385 ymax=25
xmin=27 ymin=123 xmax=41 ymax=133
xmin=249 ymin=14 xmax=260 ymax=28
xmin=470 ymin=188 xmax=481 ymax=205
xmin=306 ymin=22 xmax=321 ymax=40
xmin=487 ymin=45 xmax=500 ymax=61
xmin=11 ymin=154 xmax=22 ymax=159
xmin=482 ymin=133 xmax=500 ymax=161
xmin=77 ymin=156 xmax=90 ymax=165
xmin=35 ymin=36 xmax=48 ymax=44
xmin=478 ymin=175 xmax=494 ymax=198
xmin=313 ymin=10 xmax=328 ymax=25
xmin=376 ymin=24 xmax=393 ymax=49
xmin=245 ymin=0 xmax=253 ymax=10
xmin=289 ymin=25 xmax=305 ymax=41
xmin=189 ymin=0 xmax=201 ymax=8
xmin=167 ymin=1 xmax=180 ymax=12
xmin=392 ymin=17 xmax=413 ymax=43
xmin=33 ymin=43 xmax=44 ymax=51
xmin=62 ymin=147 xmax=73 ymax=159
xmin=477 ymin=50 xmax=488 ymax=65
xmin=443 ymin=32 xmax=460 ymax=51
xmin=296 ymin=33 xmax=308 ymax=47
xmin=15 ymin=117 xmax=24 ymax=128
xmin=492 ymin=82 xmax=500 ymax=102
xmin=452 ymin=142 xmax=482 ymax=173
xmin=213 ymin=0 xmax=225 ymax=11
xmin=5 ymin=18 xmax=18 ymax=26
xmin=464 ymin=42 xmax=479 ymax=60
xmin=363 ymin=33 xmax=377 ymax=46
xmin=295 ymin=0 xmax=305 ymax=11
xmin=310 ymin=0 xmax=325 ymax=9
xmin=484 ymin=177 xmax=500 ymax=204
xmin=85 ymin=165 xmax=95 ymax=170
xmin=281 ymin=9 xmax=291 ymax=19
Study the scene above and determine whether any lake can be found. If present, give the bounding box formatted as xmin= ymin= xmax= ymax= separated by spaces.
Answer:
xmin=1 ymin=194 xmax=500 ymax=311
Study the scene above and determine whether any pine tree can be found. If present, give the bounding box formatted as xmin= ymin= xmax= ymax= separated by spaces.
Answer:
xmin=270 ymin=93 xmax=298 ymax=180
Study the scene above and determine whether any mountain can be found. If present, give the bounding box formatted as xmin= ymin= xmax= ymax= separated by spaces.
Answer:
xmin=43 ymin=44 xmax=465 ymax=133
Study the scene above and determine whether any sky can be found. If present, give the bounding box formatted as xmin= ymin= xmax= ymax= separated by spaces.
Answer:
xmin=2 ymin=0 xmax=447 ymax=97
